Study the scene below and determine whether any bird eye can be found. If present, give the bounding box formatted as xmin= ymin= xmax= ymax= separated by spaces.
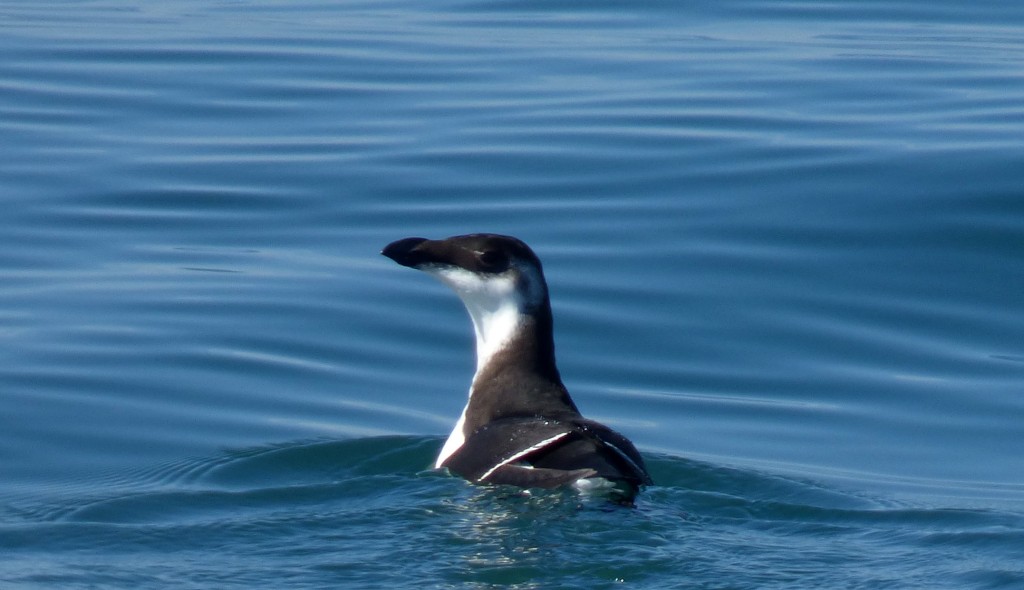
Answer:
xmin=477 ymin=249 xmax=507 ymax=271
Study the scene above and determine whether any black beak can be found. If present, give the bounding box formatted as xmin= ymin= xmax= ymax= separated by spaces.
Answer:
xmin=381 ymin=237 xmax=430 ymax=268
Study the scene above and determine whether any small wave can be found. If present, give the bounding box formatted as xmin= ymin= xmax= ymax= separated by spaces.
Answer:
xmin=3 ymin=439 xmax=1022 ymax=589
xmin=6 ymin=436 xmax=440 ymax=525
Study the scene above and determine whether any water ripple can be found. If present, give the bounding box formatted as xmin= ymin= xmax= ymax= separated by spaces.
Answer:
xmin=2 ymin=1 xmax=1024 ymax=588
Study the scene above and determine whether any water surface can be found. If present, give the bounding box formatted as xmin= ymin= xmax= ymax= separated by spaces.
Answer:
xmin=2 ymin=0 xmax=1023 ymax=588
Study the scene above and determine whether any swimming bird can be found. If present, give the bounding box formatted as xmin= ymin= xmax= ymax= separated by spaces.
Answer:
xmin=382 ymin=233 xmax=652 ymax=498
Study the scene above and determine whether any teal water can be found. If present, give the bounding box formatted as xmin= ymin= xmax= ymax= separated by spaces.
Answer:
xmin=2 ymin=0 xmax=1023 ymax=588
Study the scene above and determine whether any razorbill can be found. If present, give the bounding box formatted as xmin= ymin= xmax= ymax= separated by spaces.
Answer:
xmin=382 ymin=233 xmax=652 ymax=498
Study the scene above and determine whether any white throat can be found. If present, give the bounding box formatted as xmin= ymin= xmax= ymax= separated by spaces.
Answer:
xmin=425 ymin=265 xmax=537 ymax=373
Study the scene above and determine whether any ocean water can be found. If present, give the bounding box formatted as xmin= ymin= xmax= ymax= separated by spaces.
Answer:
xmin=2 ymin=0 xmax=1023 ymax=588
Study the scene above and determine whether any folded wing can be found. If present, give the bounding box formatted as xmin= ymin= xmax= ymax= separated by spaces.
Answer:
xmin=441 ymin=416 xmax=652 ymax=489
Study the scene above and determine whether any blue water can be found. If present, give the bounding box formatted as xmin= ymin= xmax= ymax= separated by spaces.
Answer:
xmin=2 ymin=0 xmax=1024 ymax=587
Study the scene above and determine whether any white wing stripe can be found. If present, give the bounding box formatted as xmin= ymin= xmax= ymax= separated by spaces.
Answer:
xmin=477 ymin=432 xmax=571 ymax=482
xmin=602 ymin=440 xmax=645 ymax=478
